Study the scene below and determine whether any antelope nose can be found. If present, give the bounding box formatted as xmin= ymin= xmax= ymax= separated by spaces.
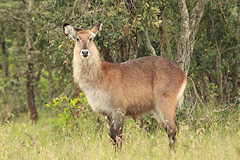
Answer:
xmin=81 ymin=50 xmax=89 ymax=58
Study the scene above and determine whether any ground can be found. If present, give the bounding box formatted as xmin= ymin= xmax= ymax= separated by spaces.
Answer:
xmin=0 ymin=109 xmax=239 ymax=160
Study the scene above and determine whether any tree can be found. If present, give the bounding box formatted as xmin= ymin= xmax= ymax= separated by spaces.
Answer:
xmin=176 ymin=0 xmax=208 ymax=75
xmin=25 ymin=0 xmax=38 ymax=120
xmin=0 ymin=21 xmax=10 ymax=118
xmin=1 ymin=0 xmax=38 ymax=120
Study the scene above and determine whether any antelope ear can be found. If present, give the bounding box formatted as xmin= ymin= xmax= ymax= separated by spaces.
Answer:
xmin=91 ymin=20 xmax=102 ymax=37
xmin=63 ymin=23 xmax=76 ymax=40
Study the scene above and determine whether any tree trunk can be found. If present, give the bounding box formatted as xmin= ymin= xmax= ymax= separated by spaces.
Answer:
xmin=176 ymin=0 xmax=207 ymax=109
xmin=223 ymin=69 xmax=230 ymax=103
xmin=159 ymin=23 xmax=164 ymax=56
xmin=26 ymin=59 xmax=38 ymax=120
xmin=26 ymin=0 xmax=38 ymax=121
xmin=216 ymin=44 xmax=223 ymax=105
xmin=232 ymin=6 xmax=240 ymax=100
xmin=48 ymin=63 xmax=54 ymax=102
xmin=99 ymin=41 xmax=114 ymax=62
xmin=176 ymin=0 xmax=207 ymax=75
xmin=54 ymin=66 xmax=67 ymax=97
xmin=141 ymin=30 xmax=156 ymax=57
xmin=0 ymin=22 xmax=10 ymax=115
xmin=129 ymin=33 xmax=138 ymax=60
xmin=119 ymin=40 xmax=127 ymax=62
xmin=158 ymin=6 xmax=173 ymax=59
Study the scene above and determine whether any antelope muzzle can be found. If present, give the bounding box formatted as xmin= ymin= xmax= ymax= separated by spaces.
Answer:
xmin=81 ymin=49 xmax=90 ymax=58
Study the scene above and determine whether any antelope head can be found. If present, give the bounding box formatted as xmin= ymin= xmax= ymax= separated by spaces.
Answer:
xmin=63 ymin=20 xmax=102 ymax=59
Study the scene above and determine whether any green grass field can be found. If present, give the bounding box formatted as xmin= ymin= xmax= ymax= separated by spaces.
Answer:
xmin=0 ymin=108 xmax=239 ymax=160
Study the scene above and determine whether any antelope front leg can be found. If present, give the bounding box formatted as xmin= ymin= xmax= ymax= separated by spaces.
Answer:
xmin=108 ymin=108 xmax=125 ymax=149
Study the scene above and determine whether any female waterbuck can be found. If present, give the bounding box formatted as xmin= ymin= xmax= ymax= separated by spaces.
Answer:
xmin=63 ymin=20 xmax=187 ymax=150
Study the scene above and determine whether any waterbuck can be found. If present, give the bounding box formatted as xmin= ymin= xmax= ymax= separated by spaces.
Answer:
xmin=63 ymin=20 xmax=187 ymax=150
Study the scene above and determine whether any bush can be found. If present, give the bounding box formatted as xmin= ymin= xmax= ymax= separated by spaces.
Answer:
xmin=46 ymin=93 xmax=96 ymax=133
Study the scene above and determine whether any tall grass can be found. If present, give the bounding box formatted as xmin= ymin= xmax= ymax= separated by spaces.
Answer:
xmin=0 ymin=105 xmax=239 ymax=160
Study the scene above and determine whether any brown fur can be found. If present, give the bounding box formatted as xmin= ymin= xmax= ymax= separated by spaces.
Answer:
xmin=63 ymin=21 xmax=187 ymax=150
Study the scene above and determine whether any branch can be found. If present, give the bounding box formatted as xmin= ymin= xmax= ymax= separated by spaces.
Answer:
xmin=21 ymin=131 xmax=34 ymax=141
xmin=72 ymin=9 xmax=103 ymax=25
xmin=189 ymin=101 xmax=198 ymax=121
xmin=217 ymin=1 xmax=229 ymax=25
xmin=211 ymin=106 xmax=231 ymax=114
xmin=159 ymin=6 xmax=173 ymax=59
xmin=235 ymin=3 xmax=240 ymax=41
xmin=35 ymin=63 xmax=44 ymax=83
xmin=178 ymin=0 xmax=190 ymax=39
xmin=141 ymin=30 xmax=157 ymax=56
xmin=221 ymin=45 xmax=240 ymax=55
xmin=189 ymin=0 xmax=208 ymax=40
xmin=0 ymin=9 xmax=26 ymax=23
xmin=54 ymin=67 xmax=67 ymax=97
xmin=187 ymin=77 xmax=205 ymax=107
xmin=207 ymin=105 xmax=232 ymax=123
xmin=68 ymin=0 xmax=79 ymax=21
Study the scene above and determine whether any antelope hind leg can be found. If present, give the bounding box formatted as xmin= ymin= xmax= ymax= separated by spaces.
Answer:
xmin=152 ymin=104 xmax=179 ymax=151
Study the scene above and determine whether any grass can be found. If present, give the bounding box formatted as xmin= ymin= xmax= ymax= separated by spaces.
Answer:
xmin=0 ymin=108 xmax=239 ymax=160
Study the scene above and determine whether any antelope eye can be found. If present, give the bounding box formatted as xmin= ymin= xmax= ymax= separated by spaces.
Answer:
xmin=89 ymin=37 xmax=93 ymax=41
xmin=76 ymin=37 xmax=80 ymax=41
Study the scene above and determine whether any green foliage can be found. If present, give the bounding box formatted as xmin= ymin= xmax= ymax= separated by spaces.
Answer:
xmin=46 ymin=93 xmax=93 ymax=133
xmin=0 ymin=0 xmax=239 ymax=134
xmin=47 ymin=97 xmax=77 ymax=124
